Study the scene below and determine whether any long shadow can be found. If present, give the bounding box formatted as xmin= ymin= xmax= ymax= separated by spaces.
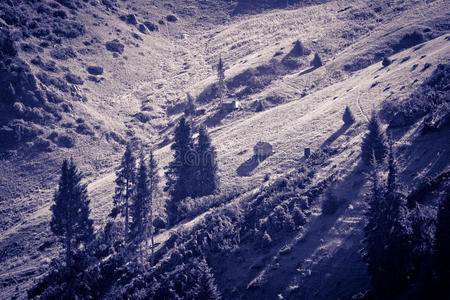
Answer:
xmin=204 ymin=108 xmax=231 ymax=127
xmin=237 ymin=154 xmax=272 ymax=177
xmin=298 ymin=66 xmax=316 ymax=76
xmin=320 ymin=123 xmax=350 ymax=148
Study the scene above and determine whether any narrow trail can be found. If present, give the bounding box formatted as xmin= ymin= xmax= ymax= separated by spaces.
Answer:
xmin=357 ymin=92 xmax=369 ymax=122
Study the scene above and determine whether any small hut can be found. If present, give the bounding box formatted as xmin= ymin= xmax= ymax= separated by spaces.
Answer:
xmin=254 ymin=141 xmax=273 ymax=162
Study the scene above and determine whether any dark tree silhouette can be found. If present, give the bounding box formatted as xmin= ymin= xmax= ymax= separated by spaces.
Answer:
xmin=187 ymin=258 xmax=221 ymax=300
xmin=290 ymin=40 xmax=304 ymax=56
xmin=147 ymin=150 xmax=159 ymax=267
xmin=50 ymin=159 xmax=94 ymax=269
xmin=433 ymin=189 xmax=450 ymax=298
xmin=311 ymin=53 xmax=322 ymax=68
xmin=130 ymin=152 xmax=149 ymax=265
xmin=342 ymin=106 xmax=355 ymax=125
xmin=193 ymin=126 xmax=219 ymax=197
xmin=361 ymin=112 xmax=387 ymax=165
xmin=363 ymin=146 xmax=412 ymax=299
xmin=165 ymin=117 xmax=194 ymax=225
xmin=217 ymin=56 xmax=227 ymax=105
xmin=184 ymin=92 xmax=196 ymax=119
xmin=111 ymin=144 xmax=136 ymax=240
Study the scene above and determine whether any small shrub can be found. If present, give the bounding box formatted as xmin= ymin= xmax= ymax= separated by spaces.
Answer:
xmin=105 ymin=40 xmax=124 ymax=54
xmin=153 ymin=216 xmax=166 ymax=229
xmin=57 ymin=135 xmax=74 ymax=148
xmin=143 ymin=21 xmax=158 ymax=32
xmin=322 ymin=194 xmax=340 ymax=215
xmin=289 ymin=40 xmax=304 ymax=57
xmin=311 ymin=53 xmax=322 ymax=68
xmin=76 ymin=123 xmax=93 ymax=135
xmin=382 ymin=56 xmax=392 ymax=67
xmin=86 ymin=66 xmax=103 ymax=75
xmin=50 ymin=47 xmax=76 ymax=60
xmin=255 ymin=100 xmax=265 ymax=112
xmin=65 ymin=73 xmax=83 ymax=85
xmin=166 ymin=15 xmax=177 ymax=22
xmin=292 ymin=206 xmax=307 ymax=226
xmin=343 ymin=106 xmax=355 ymax=125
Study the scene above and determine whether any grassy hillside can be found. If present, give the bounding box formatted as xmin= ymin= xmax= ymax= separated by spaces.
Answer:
xmin=0 ymin=0 xmax=449 ymax=298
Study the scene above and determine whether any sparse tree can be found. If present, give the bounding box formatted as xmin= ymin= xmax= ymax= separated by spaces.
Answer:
xmin=111 ymin=144 xmax=136 ymax=240
xmin=311 ymin=53 xmax=322 ymax=68
xmin=217 ymin=56 xmax=227 ymax=105
xmin=193 ymin=126 xmax=218 ymax=197
xmin=361 ymin=112 xmax=387 ymax=165
xmin=165 ymin=117 xmax=194 ymax=225
xmin=50 ymin=159 xmax=94 ymax=270
xmin=343 ymin=106 xmax=355 ymax=125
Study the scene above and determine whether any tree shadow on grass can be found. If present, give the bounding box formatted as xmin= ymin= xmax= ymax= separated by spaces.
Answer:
xmin=237 ymin=154 xmax=272 ymax=177
xmin=320 ymin=123 xmax=351 ymax=149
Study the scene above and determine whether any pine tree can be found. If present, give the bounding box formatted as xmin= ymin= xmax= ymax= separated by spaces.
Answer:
xmin=50 ymin=159 xmax=94 ymax=269
xmin=363 ymin=156 xmax=387 ymax=296
xmin=165 ymin=117 xmax=194 ymax=225
xmin=433 ymin=189 xmax=450 ymax=297
xmin=188 ymin=258 xmax=221 ymax=300
xmin=147 ymin=150 xmax=159 ymax=267
xmin=382 ymin=143 xmax=412 ymax=298
xmin=311 ymin=53 xmax=322 ymax=68
xmin=217 ymin=56 xmax=227 ymax=105
xmin=130 ymin=152 xmax=149 ymax=265
xmin=361 ymin=112 xmax=387 ymax=165
xmin=111 ymin=144 xmax=136 ymax=240
xmin=290 ymin=40 xmax=304 ymax=57
xmin=363 ymin=147 xmax=412 ymax=299
xmin=193 ymin=126 xmax=218 ymax=197
xmin=342 ymin=106 xmax=355 ymax=125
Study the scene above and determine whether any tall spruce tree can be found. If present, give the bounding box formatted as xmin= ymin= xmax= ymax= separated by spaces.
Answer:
xmin=165 ymin=117 xmax=193 ymax=225
xmin=382 ymin=142 xmax=412 ymax=298
xmin=111 ymin=144 xmax=136 ymax=240
xmin=147 ymin=150 xmax=159 ymax=267
xmin=361 ymin=112 xmax=387 ymax=165
xmin=343 ymin=106 xmax=355 ymax=125
xmin=193 ymin=126 xmax=218 ymax=197
xmin=363 ymin=145 xmax=412 ymax=299
xmin=50 ymin=159 xmax=94 ymax=269
xmin=433 ymin=189 xmax=450 ymax=297
xmin=363 ymin=155 xmax=387 ymax=296
xmin=130 ymin=152 xmax=149 ymax=265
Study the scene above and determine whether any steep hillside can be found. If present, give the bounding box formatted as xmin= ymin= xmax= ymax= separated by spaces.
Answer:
xmin=0 ymin=0 xmax=449 ymax=299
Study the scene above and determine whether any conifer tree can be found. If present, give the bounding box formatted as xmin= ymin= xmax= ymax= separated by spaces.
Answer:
xmin=363 ymin=155 xmax=387 ymax=295
xmin=382 ymin=143 xmax=412 ymax=297
xmin=433 ymin=189 xmax=450 ymax=297
xmin=217 ymin=56 xmax=226 ymax=105
xmin=111 ymin=144 xmax=136 ymax=240
xmin=165 ymin=117 xmax=194 ymax=225
xmin=342 ymin=106 xmax=355 ymax=125
xmin=147 ymin=150 xmax=159 ymax=267
xmin=50 ymin=159 xmax=94 ymax=269
xmin=130 ymin=152 xmax=149 ymax=265
xmin=363 ymin=146 xmax=412 ymax=299
xmin=193 ymin=126 xmax=218 ymax=197
xmin=188 ymin=258 xmax=221 ymax=300
xmin=361 ymin=112 xmax=387 ymax=165
xmin=311 ymin=53 xmax=322 ymax=68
